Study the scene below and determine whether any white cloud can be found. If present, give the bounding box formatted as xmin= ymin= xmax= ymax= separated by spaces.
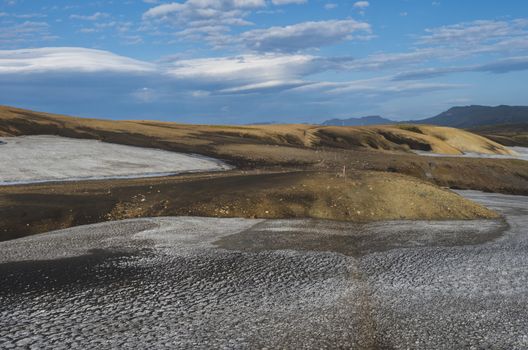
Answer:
xmin=218 ymin=79 xmax=310 ymax=94
xmin=162 ymin=54 xmax=360 ymax=94
xmin=419 ymin=19 xmax=528 ymax=46
xmin=295 ymin=76 xmax=463 ymax=96
xmin=240 ymin=19 xmax=372 ymax=52
xmin=143 ymin=3 xmax=185 ymax=18
xmin=143 ymin=0 xmax=265 ymax=20
xmin=271 ymin=0 xmax=306 ymax=5
xmin=0 ymin=47 xmax=155 ymax=74
xmin=78 ymin=20 xmax=134 ymax=36
xmin=393 ymin=56 xmax=528 ymax=80
xmin=0 ymin=12 xmax=47 ymax=19
xmin=324 ymin=3 xmax=337 ymax=9
xmin=334 ymin=19 xmax=528 ymax=73
xmin=79 ymin=28 xmax=97 ymax=33
xmin=339 ymin=48 xmax=439 ymax=71
xmin=0 ymin=21 xmax=57 ymax=47
xmin=162 ymin=54 xmax=357 ymax=94
xmin=392 ymin=66 xmax=465 ymax=81
xmin=142 ymin=0 xmax=265 ymax=44
xmin=353 ymin=1 xmax=369 ymax=9
xmin=0 ymin=47 xmax=335 ymax=94
xmin=143 ymin=0 xmax=315 ymax=45
xmin=164 ymin=54 xmax=320 ymax=88
xmin=69 ymin=12 xmax=109 ymax=21
xmin=478 ymin=55 xmax=528 ymax=73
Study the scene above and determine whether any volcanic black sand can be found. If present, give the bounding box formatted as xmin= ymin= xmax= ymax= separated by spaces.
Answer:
xmin=0 ymin=170 xmax=499 ymax=241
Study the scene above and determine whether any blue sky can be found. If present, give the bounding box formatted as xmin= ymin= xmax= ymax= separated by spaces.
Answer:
xmin=0 ymin=0 xmax=527 ymax=123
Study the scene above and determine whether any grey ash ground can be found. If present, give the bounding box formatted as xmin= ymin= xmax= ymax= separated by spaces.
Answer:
xmin=0 ymin=191 xmax=527 ymax=349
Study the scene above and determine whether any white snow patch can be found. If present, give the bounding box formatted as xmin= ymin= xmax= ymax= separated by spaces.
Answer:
xmin=0 ymin=135 xmax=232 ymax=185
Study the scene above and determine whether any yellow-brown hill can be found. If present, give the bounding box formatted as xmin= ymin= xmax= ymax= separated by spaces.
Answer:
xmin=1 ymin=105 xmax=527 ymax=197
xmin=0 ymin=105 xmax=512 ymax=156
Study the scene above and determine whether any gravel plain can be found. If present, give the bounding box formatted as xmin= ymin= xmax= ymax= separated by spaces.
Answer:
xmin=0 ymin=135 xmax=231 ymax=185
xmin=0 ymin=191 xmax=527 ymax=349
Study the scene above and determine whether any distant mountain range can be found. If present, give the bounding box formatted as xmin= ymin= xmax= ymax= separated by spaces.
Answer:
xmin=321 ymin=115 xmax=393 ymax=126
xmin=416 ymin=105 xmax=528 ymax=128
xmin=321 ymin=105 xmax=528 ymax=128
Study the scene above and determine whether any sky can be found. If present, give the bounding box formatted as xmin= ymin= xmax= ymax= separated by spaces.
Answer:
xmin=0 ymin=0 xmax=527 ymax=124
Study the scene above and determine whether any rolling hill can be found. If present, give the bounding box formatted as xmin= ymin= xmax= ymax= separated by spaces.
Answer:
xmin=0 ymin=105 xmax=512 ymax=156
xmin=1 ymin=105 xmax=527 ymax=197
xmin=1 ymin=105 xmax=528 ymax=240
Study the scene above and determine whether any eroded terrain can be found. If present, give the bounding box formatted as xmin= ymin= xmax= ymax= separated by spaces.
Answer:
xmin=1 ymin=191 xmax=526 ymax=349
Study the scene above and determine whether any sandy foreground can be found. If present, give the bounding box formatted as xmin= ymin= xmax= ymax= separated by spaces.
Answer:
xmin=0 ymin=135 xmax=231 ymax=185
xmin=0 ymin=191 xmax=527 ymax=349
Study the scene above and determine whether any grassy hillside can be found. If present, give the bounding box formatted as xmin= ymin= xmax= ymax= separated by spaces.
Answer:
xmin=0 ymin=105 xmax=513 ymax=156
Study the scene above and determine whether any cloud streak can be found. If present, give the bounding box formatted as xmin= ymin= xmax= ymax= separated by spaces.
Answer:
xmin=353 ymin=1 xmax=369 ymax=9
xmin=0 ymin=21 xmax=56 ymax=47
xmin=419 ymin=19 xmax=528 ymax=46
xmin=240 ymin=19 xmax=372 ymax=52
xmin=70 ymin=12 xmax=109 ymax=21
xmin=393 ymin=56 xmax=528 ymax=80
